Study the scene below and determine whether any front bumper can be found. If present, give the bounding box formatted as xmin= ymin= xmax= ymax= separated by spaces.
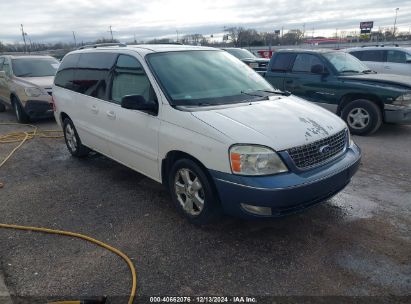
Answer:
xmin=384 ymin=109 xmax=411 ymax=124
xmin=210 ymin=144 xmax=361 ymax=218
xmin=24 ymin=100 xmax=54 ymax=119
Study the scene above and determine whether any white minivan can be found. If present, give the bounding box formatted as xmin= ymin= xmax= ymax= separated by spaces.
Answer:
xmin=53 ymin=44 xmax=361 ymax=224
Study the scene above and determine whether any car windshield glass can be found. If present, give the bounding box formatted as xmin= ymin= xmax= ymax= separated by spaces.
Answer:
xmin=323 ymin=52 xmax=369 ymax=73
xmin=147 ymin=50 xmax=275 ymax=106
xmin=12 ymin=58 xmax=59 ymax=77
xmin=225 ymin=49 xmax=256 ymax=59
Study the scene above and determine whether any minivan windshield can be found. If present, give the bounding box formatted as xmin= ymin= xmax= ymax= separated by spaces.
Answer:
xmin=323 ymin=52 xmax=370 ymax=74
xmin=12 ymin=58 xmax=59 ymax=77
xmin=147 ymin=50 xmax=275 ymax=106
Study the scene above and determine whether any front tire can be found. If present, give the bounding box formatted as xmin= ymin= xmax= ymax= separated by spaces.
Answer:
xmin=63 ymin=118 xmax=90 ymax=157
xmin=341 ymin=99 xmax=382 ymax=135
xmin=169 ymin=158 xmax=222 ymax=225
xmin=12 ymin=97 xmax=29 ymax=123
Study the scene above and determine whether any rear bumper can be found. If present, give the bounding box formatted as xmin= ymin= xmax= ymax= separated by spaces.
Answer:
xmin=24 ymin=100 xmax=54 ymax=119
xmin=210 ymin=144 xmax=361 ymax=218
xmin=384 ymin=109 xmax=411 ymax=124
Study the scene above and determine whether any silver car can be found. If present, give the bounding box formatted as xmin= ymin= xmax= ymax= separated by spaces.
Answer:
xmin=346 ymin=46 xmax=411 ymax=76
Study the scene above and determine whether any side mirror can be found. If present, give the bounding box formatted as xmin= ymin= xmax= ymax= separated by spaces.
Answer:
xmin=0 ymin=71 xmax=6 ymax=79
xmin=311 ymin=64 xmax=328 ymax=75
xmin=121 ymin=95 xmax=157 ymax=113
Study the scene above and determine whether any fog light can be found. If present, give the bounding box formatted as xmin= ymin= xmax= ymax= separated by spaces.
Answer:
xmin=241 ymin=203 xmax=272 ymax=216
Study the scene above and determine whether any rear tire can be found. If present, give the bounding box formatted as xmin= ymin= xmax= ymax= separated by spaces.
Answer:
xmin=341 ymin=99 xmax=382 ymax=135
xmin=11 ymin=97 xmax=29 ymax=123
xmin=63 ymin=118 xmax=90 ymax=157
xmin=168 ymin=158 xmax=222 ymax=225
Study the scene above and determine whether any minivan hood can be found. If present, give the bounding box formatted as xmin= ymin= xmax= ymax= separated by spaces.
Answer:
xmin=339 ymin=73 xmax=411 ymax=89
xmin=191 ymin=96 xmax=346 ymax=151
xmin=15 ymin=76 xmax=54 ymax=89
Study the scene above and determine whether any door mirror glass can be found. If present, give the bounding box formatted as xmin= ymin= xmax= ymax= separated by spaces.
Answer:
xmin=0 ymin=71 xmax=6 ymax=78
xmin=311 ymin=64 xmax=328 ymax=74
xmin=121 ymin=95 xmax=157 ymax=113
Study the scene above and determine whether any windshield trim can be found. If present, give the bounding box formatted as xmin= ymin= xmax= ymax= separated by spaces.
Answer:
xmin=145 ymin=50 xmax=273 ymax=108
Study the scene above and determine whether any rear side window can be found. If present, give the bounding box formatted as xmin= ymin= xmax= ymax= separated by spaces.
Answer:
xmin=386 ymin=50 xmax=406 ymax=63
xmin=54 ymin=54 xmax=80 ymax=90
xmin=292 ymin=54 xmax=323 ymax=73
xmin=73 ymin=53 xmax=117 ymax=100
xmin=358 ymin=50 xmax=384 ymax=62
xmin=270 ymin=53 xmax=295 ymax=72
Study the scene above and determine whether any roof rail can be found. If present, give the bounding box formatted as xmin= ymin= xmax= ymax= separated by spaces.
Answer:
xmin=77 ymin=43 xmax=127 ymax=50
xmin=360 ymin=43 xmax=400 ymax=48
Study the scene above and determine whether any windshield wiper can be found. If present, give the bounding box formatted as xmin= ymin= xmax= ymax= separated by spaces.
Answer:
xmin=240 ymin=90 xmax=267 ymax=98
xmin=340 ymin=70 xmax=360 ymax=73
xmin=254 ymin=89 xmax=291 ymax=96
xmin=17 ymin=73 xmax=33 ymax=77
xmin=362 ymin=69 xmax=377 ymax=74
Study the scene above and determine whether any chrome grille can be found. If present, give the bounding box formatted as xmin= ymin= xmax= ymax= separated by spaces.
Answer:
xmin=287 ymin=129 xmax=348 ymax=169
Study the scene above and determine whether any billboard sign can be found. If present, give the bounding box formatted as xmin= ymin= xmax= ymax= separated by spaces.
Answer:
xmin=360 ymin=21 xmax=374 ymax=29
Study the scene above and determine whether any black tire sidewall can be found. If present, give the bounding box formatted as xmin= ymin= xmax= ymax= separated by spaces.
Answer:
xmin=12 ymin=98 xmax=29 ymax=123
xmin=341 ymin=99 xmax=382 ymax=135
xmin=168 ymin=158 xmax=222 ymax=225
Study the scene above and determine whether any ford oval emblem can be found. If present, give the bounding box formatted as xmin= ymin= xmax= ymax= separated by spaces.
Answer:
xmin=319 ymin=144 xmax=331 ymax=154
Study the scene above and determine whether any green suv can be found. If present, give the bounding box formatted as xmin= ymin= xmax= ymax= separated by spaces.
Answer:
xmin=264 ymin=49 xmax=411 ymax=135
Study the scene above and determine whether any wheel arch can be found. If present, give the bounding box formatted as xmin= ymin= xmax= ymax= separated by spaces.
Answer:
xmin=161 ymin=150 xmax=217 ymax=192
xmin=338 ymin=93 xmax=384 ymax=116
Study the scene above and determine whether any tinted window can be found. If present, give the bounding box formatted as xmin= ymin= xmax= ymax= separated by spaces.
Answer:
xmin=12 ymin=58 xmax=59 ymax=77
xmin=386 ymin=50 xmax=406 ymax=63
xmin=271 ymin=53 xmax=295 ymax=72
xmin=73 ymin=53 xmax=117 ymax=99
xmin=350 ymin=51 xmax=362 ymax=60
xmin=54 ymin=54 xmax=80 ymax=90
xmin=111 ymin=55 xmax=156 ymax=105
xmin=292 ymin=54 xmax=323 ymax=73
xmin=359 ymin=50 xmax=384 ymax=62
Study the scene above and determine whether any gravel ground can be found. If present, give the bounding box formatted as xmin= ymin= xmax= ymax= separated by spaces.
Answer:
xmin=0 ymin=109 xmax=410 ymax=304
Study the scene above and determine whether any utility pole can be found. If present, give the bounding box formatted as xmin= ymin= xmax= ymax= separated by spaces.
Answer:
xmin=108 ymin=25 xmax=114 ymax=41
xmin=72 ymin=31 xmax=77 ymax=47
xmin=20 ymin=24 xmax=27 ymax=53
xmin=393 ymin=8 xmax=399 ymax=40
xmin=281 ymin=26 xmax=284 ymax=45
xmin=176 ymin=30 xmax=179 ymax=43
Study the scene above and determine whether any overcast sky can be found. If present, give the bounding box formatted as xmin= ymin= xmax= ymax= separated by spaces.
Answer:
xmin=0 ymin=0 xmax=410 ymax=44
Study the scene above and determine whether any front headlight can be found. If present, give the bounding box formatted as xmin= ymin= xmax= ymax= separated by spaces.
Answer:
xmin=24 ymin=87 xmax=43 ymax=97
xmin=229 ymin=145 xmax=288 ymax=176
xmin=393 ymin=93 xmax=411 ymax=107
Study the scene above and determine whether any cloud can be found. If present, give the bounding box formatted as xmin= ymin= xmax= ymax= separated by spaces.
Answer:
xmin=0 ymin=0 xmax=410 ymax=43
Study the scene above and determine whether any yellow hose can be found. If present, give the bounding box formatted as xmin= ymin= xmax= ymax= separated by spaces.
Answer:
xmin=0 ymin=223 xmax=136 ymax=304
xmin=0 ymin=122 xmax=63 ymax=188
xmin=0 ymin=123 xmax=137 ymax=303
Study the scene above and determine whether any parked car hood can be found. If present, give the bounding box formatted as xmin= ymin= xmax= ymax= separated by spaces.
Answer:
xmin=14 ymin=76 xmax=54 ymax=89
xmin=339 ymin=73 xmax=411 ymax=89
xmin=191 ymin=96 xmax=346 ymax=151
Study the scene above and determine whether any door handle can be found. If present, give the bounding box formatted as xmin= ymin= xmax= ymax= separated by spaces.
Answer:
xmin=91 ymin=105 xmax=99 ymax=113
xmin=106 ymin=110 xmax=116 ymax=119
xmin=384 ymin=66 xmax=391 ymax=69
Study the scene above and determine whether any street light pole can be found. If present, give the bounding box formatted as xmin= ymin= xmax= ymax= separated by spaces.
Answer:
xmin=393 ymin=7 xmax=399 ymax=40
